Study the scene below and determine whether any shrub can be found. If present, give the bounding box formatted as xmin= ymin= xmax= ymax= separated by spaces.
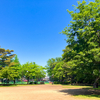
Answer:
xmin=34 ymin=81 xmax=38 ymax=84
xmin=40 ymin=81 xmax=44 ymax=84
xmin=62 ymin=81 xmax=70 ymax=84
xmin=54 ymin=81 xmax=60 ymax=84
xmin=29 ymin=82 xmax=33 ymax=84
xmin=53 ymin=81 xmax=70 ymax=84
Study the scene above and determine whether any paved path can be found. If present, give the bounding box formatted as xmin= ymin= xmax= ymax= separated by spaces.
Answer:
xmin=0 ymin=84 xmax=99 ymax=100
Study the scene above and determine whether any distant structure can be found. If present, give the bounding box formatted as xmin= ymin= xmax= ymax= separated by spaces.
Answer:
xmin=42 ymin=76 xmax=49 ymax=81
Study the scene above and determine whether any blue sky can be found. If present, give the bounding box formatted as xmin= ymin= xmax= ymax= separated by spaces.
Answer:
xmin=0 ymin=0 xmax=94 ymax=67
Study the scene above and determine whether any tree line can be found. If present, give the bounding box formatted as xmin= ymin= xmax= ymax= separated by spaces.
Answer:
xmin=46 ymin=0 xmax=100 ymax=88
xmin=0 ymin=48 xmax=46 ymax=84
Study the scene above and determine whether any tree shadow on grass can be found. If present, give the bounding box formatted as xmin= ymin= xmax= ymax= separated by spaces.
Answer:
xmin=58 ymin=88 xmax=100 ymax=98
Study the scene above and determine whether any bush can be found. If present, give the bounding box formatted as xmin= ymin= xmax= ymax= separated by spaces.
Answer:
xmin=53 ymin=81 xmax=70 ymax=84
xmin=34 ymin=81 xmax=38 ymax=84
xmin=40 ymin=81 xmax=44 ymax=84
xmin=54 ymin=81 xmax=60 ymax=84
xmin=62 ymin=81 xmax=70 ymax=84
xmin=29 ymin=82 xmax=33 ymax=84
xmin=0 ymin=84 xmax=15 ymax=86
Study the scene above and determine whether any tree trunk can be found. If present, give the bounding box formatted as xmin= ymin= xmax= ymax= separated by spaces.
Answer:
xmin=1 ymin=79 xmax=3 ymax=83
xmin=13 ymin=80 xmax=15 ymax=84
xmin=7 ymin=79 xmax=9 ymax=84
xmin=93 ymin=77 xmax=99 ymax=88
xmin=27 ymin=77 xmax=29 ymax=84
xmin=76 ymin=81 xmax=78 ymax=85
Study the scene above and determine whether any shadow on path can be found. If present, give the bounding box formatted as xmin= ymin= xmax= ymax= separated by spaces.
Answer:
xmin=58 ymin=88 xmax=100 ymax=98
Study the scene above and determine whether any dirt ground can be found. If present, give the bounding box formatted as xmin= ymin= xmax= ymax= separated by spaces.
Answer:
xmin=0 ymin=84 xmax=100 ymax=100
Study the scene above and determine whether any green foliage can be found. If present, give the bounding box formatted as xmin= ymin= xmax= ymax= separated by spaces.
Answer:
xmin=53 ymin=61 xmax=69 ymax=81
xmin=40 ymin=81 xmax=44 ymax=84
xmin=46 ymin=0 xmax=100 ymax=86
xmin=0 ymin=48 xmax=20 ymax=82
xmin=34 ymin=81 xmax=38 ymax=84
xmin=46 ymin=57 xmax=63 ymax=80
xmin=61 ymin=0 xmax=100 ymax=86
xmin=53 ymin=81 xmax=70 ymax=84
xmin=53 ymin=81 xmax=61 ymax=84
xmin=21 ymin=62 xmax=46 ymax=83
xmin=0 ymin=48 xmax=15 ymax=68
xmin=29 ymin=81 xmax=34 ymax=84
xmin=10 ymin=55 xmax=21 ymax=80
xmin=0 ymin=48 xmax=45 ymax=84
xmin=46 ymin=57 xmax=71 ymax=82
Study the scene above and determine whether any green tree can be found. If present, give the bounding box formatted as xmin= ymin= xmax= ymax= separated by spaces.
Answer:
xmin=0 ymin=67 xmax=10 ymax=83
xmin=11 ymin=55 xmax=21 ymax=84
xmin=21 ymin=62 xmax=35 ymax=84
xmin=0 ymin=55 xmax=21 ymax=84
xmin=35 ymin=65 xmax=46 ymax=81
xmin=53 ymin=61 xmax=70 ymax=82
xmin=61 ymin=0 xmax=100 ymax=88
xmin=0 ymin=48 xmax=15 ymax=69
xmin=0 ymin=47 xmax=16 ymax=83
xmin=46 ymin=57 xmax=63 ymax=81
xmin=21 ymin=62 xmax=46 ymax=84
xmin=0 ymin=66 xmax=17 ymax=83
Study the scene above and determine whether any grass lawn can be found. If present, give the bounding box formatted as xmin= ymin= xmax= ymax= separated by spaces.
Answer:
xmin=73 ymin=94 xmax=100 ymax=99
xmin=62 ymin=84 xmax=100 ymax=99
xmin=62 ymin=85 xmax=93 ymax=88
xmin=0 ymin=84 xmax=17 ymax=87
xmin=0 ymin=84 xmax=38 ymax=87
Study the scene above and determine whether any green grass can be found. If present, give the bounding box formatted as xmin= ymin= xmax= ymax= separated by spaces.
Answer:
xmin=62 ymin=85 xmax=100 ymax=99
xmin=0 ymin=84 xmax=17 ymax=87
xmin=0 ymin=84 xmax=38 ymax=87
xmin=89 ymin=86 xmax=100 ymax=90
xmin=62 ymin=85 xmax=93 ymax=88
xmin=73 ymin=94 xmax=100 ymax=99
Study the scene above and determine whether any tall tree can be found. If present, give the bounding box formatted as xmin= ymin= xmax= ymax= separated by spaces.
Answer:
xmin=10 ymin=55 xmax=21 ymax=84
xmin=21 ymin=62 xmax=46 ymax=84
xmin=61 ymin=0 xmax=100 ymax=88
xmin=0 ymin=47 xmax=16 ymax=83
xmin=0 ymin=66 xmax=20 ymax=84
xmin=46 ymin=57 xmax=63 ymax=81
xmin=0 ymin=48 xmax=15 ymax=68
xmin=53 ymin=61 xmax=70 ymax=82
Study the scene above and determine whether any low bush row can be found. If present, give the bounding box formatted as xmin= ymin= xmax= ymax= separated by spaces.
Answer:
xmin=53 ymin=81 xmax=70 ymax=84
xmin=29 ymin=81 xmax=44 ymax=84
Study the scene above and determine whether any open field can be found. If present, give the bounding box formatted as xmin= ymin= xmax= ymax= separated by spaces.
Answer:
xmin=0 ymin=84 xmax=100 ymax=100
